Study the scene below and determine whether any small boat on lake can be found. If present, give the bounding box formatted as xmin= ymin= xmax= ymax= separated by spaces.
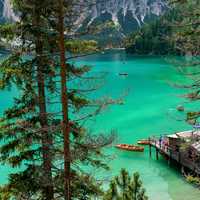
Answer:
xmin=119 ymin=73 xmax=128 ymax=76
xmin=115 ymin=144 xmax=144 ymax=152
xmin=137 ymin=140 xmax=150 ymax=145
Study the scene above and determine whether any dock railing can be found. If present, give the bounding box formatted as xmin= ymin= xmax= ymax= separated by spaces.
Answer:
xmin=149 ymin=134 xmax=171 ymax=154
xmin=149 ymin=135 xmax=200 ymax=175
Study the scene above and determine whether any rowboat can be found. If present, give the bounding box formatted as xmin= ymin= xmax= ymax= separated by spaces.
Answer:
xmin=119 ymin=73 xmax=128 ymax=76
xmin=137 ymin=140 xmax=150 ymax=145
xmin=115 ymin=144 xmax=144 ymax=152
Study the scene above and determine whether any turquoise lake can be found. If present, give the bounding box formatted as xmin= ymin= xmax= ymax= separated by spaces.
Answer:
xmin=1 ymin=50 xmax=200 ymax=200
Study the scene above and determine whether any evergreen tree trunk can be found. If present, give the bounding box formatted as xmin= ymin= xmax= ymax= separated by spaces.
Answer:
xmin=58 ymin=0 xmax=71 ymax=199
xmin=34 ymin=6 xmax=54 ymax=200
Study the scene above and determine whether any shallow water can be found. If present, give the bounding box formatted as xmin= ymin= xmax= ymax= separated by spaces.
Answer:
xmin=0 ymin=50 xmax=200 ymax=199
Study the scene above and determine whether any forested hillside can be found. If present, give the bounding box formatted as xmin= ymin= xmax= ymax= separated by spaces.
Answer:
xmin=125 ymin=9 xmax=181 ymax=55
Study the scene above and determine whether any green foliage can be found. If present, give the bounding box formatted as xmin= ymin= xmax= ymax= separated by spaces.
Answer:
xmin=169 ymin=0 xmax=200 ymax=55
xmin=71 ymin=172 xmax=103 ymax=199
xmin=0 ymin=23 xmax=16 ymax=41
xmin=84 ymin=19 xmax=123 ymax=48
xmin=169 ymin=0 xmax=200 ymax=124
xmin=0 ymin=1 xmax=116 ymax=199
xmin=104 ymin=169 xmax=148 ymax=200
xmin=0 ymin=165 xmax=43 ymax=200
xmin=125 ymin=9 xmax=181 ymax=55
xmin=65 ymin=39 xmax=99 ymax=54
xmin=186 ymin=175 xmax=200 ymax=186
xmin=186 ymin=112 xmax=200 ymax=124
xmin=96 ymin=20 xmax=121 ymax=32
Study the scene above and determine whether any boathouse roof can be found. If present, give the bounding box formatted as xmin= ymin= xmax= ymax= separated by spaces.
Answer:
xmin=168 ymin=130 xmax=200 ymax=139
xmin=191 ymin=141 xmax=200 ymax=152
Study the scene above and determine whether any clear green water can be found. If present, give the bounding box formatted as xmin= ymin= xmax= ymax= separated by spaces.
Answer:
xmin=1 ymin=50 xmax=200 ymax=199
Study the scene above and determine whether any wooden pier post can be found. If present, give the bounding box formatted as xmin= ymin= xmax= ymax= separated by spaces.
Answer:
xmin=156 ymin=148 xmax=159 ymax=160
xmin=168 ymin=149 xmax=171 ymax=165
xmin=168 ymin=156 xmax=170 ymax=166
xmin=149 ymin=138 xmax=152 ymax=157
xmin=149 ymin=144 xmax=152 ymax=157
xmin=178 ymin=152 xmax=181 ymax=163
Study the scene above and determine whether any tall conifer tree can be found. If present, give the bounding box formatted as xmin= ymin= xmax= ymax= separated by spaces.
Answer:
xmin=0 ymin=0 xmax=118 ymax=199
xmin=169 ymin=0 xmax=200 ymax=124
xmin=57 ymin=0 xmax=71 ymax=198
xmin=0 ymin=0 xmax=56 ymax=199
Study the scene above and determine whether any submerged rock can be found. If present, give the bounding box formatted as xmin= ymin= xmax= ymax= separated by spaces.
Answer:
xmin=177 ymin=105 xmax=184 ymax=112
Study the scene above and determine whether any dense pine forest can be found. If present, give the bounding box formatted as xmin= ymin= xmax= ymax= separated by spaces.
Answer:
xmin=0 ymin=0 xmax=200 ymax=200
xmin=125 ymin=1 xmax=200 ymax=56
xmin=125 ymin=9 xmax=179 ymax=55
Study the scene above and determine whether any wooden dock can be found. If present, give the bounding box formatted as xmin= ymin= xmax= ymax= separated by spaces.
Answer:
xmin=149 ymin=137 xmax=200 ymax=175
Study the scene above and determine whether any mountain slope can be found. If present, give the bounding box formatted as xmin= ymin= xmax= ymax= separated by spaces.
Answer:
xmin=0 ymin=0 xmax=168 ymax=47
xmin=1 ymin=0 xmax=167 ymax=28
xmin=125 ymin=9 xmax=179 ymax=55
xmin=0 ymin=0 xmax=17 ymax=22
xmin=85 ymin=0 xmax=167 ymax=28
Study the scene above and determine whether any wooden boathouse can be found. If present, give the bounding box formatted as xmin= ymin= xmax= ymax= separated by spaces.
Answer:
xmin=149 ymin=130 xmax=200 ymax=175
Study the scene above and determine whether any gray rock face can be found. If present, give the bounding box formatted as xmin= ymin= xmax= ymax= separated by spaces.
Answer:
xmin=0 ymin=0 xmax=4 ymax=21
xmin=87 ymin=0 xmax=167 ymax=27
xmin=0 ymin=0 xmax=167 ymax=46
xmin=1 ymin=0 xmax=167 ymax=26
xmin=0 ymin=0 xmax=18 ymax=21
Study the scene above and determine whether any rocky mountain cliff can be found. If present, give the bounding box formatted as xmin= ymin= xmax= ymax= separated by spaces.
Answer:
xmin=0 ymin=0 xmax=168 ymax=46
xmin=79 ymin=0 xmax=167 ymax=47
xmin=87 ymin=0 xmax=167 ymax=28
xmin=0 ymin=0 xmax=18 ymax=22
xmin=1 ymin=0 xmax=167 ymax=27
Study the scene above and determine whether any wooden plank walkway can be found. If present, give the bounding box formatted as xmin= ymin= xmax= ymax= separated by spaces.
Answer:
xmin=149 ymin=138 xmax=200 ymax=175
